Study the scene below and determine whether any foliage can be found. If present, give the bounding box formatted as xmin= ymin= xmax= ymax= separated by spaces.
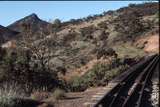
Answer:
xmin=114 ymin=10 xmax=145 ymax=40
xmin=0 ymin=23 xmax=62 ymax=93
xmin=53 ymin=19 xmax=61 ymax=28
xmin=155 ymin=11 xmax=159 ymax=18
xmin=31 ymin=91 xmax=49 ymax=101
xmin=112 ymin=43 xmax=146 ymax=59
xmin=52 ymin=88 xmax=66 ymax=100
xmin=97 ymin=21 xmax=108 ymax=29
xmin=96 ymin=48 xmax=117 ymax=59
xmin=80 ymin=25 xmax=97 ymax=40
xmin=69 ymin=58 xmax=129 ymax=92
xmin=68 ymin=76 xmax=87 ymax=92
xmin=0 ymin=95 xmax=15 ymax=107
xmin=0 ymin=84 xmax=24 ymax=107
xmin=0 ymin=48 xmax=59 ymax=94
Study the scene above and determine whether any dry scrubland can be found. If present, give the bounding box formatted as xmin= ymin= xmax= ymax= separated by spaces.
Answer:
xmin=0 ymin=2 xmax=159 ymax=107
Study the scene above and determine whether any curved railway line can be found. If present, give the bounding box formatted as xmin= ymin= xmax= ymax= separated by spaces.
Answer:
xmin=94 ymin=54 xmax=159 ymax=107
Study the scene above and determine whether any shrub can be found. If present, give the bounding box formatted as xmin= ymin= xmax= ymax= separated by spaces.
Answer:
xmin=0 ymin=96 xmax=15 ymax=107
xmin=114 ymin=10 xmax=145 ymax=40
xmin=68 ymin=76 xmax=87 ymax=92
xmin=0 ymin=84 xmax=24 ymax=107
xmin=31 ymin=91 xmax=50 ymax=101
xmin=97 ymin=21 xmax=108 ymax=29
xmin=155 ymin=11 xmax=159 ymax=18
xmin=69 ymin=59 xmax=130 ymax=92
xmin=0 ymin=49 xmax=59 ymax=94
xmin=53 ymin=19 xmax=61 ymax=28
xmin=68 ymin=63 xmax=110 ymax=91
xmin=97 ymin=48 xmax=117 ymax=59
xmin=128 ymin=3 xmax=136 ymax=7
xmin=53 ymin=88 xmax=66 ymax=100
xmin=0 ymin=47 xmax=6 ymax=61
xmin=82 ymin=63 xmax=111 ymax=87
xmin=0 ymin=92 xmax=15 ymax=107
xmin=80 ymin=25 xmax=97 ymax=39
xmin=153 ymin=12 xmax=159 ymax=24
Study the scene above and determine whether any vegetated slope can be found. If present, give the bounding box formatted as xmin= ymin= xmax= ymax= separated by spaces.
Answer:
xmin=0 ymin=25 xmax=19 ymax=45
xmin=0 ymin=3 xmax=159 ymax=107
xmin=5 ymin=2 xmax=158 ymax=75
xmin=0 ymin=2 xmax=158 ymax=91
xmin=51 ymin=2 xmax=159 ymax=73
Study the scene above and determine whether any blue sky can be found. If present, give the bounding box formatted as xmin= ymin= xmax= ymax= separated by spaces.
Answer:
xmin=0 ymin=1 xmax=152 ymax=26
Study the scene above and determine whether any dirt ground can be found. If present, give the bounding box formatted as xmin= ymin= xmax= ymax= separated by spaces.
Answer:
xmin=144 ymin=35 xmax=159 ymax=53
xmin=45 ymin=86 xmax=107 ymax=107
xmin=136 ymin=34 xmax=159 ymax=53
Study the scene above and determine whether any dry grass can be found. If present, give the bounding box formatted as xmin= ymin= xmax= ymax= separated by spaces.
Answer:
xmin=0 ymin=83 xmax=25 ymax=107
xmin=112 ymin=43 xmax=146 ymax=58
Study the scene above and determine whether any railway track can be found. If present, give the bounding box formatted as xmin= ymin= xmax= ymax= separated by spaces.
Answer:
xmin=94 ymin=54 xmax=159 ymax=107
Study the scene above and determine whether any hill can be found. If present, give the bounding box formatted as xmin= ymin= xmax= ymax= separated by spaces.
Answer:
xmin=0 ymin=25 xmax=19 ymax=45
xmin=0 ymin=1 xmax=159 ymax=96
xmin=0 ymin=2 xmax=159 ymax=107
xmin=7 ymin=13 xmax=52 ymax=36
xmin=2 ymin=2 xmax=158 ymax=78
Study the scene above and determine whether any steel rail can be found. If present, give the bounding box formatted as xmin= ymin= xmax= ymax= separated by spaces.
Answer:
xmin=94 ymin=54 xmax=158 ymax=107
xmin=121 ymin=56 xmax=159 ymax=107
xmin=136 ymin=58 xmax=159 ymax=107
xmin=108 ymin=55 xmax=158 ymax=107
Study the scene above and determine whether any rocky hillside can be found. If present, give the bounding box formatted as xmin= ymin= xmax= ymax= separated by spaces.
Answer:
xmin=7 ymin=13 xmax=52 ymax=37
xmin=1 ymin=2 xmax=158 ymax=74
xmin=0 ymin=2 xmax=159 ymax=91
xmin=0 ymin=25 xmax=19 ymax=45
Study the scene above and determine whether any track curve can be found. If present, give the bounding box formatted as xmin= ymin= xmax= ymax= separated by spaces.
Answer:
xmin=94 ymin=54 xmax=159 ymax=107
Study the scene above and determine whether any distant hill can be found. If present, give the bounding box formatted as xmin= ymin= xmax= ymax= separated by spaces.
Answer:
xmin=7 ymin=13 xmax=52 ymax=36
xmin=0 ymin=25 xmax=19 ymax=45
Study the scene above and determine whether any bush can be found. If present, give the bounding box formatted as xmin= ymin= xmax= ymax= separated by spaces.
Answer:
xmin=53 ymin=88 xmax=66 ymax=100
xmin=128 ymin=3 xmax=136 ymax=7
xmin=31 ymin=91 xmax=49 ymax=101
xmin=53 ymin=19 xmax=61 ymax=28
xmin=68 ymin=76 xmax=87 ymax=92
xmin=0 ymin=97 xmax=15 ymax=107
xmin=80 ymin=25 xmax=97 ymax=39
xmin=97 ymin=48 xmax=117 ymax=59
xmin=0 ymin=49 xmax=59 ymax=94
xmin=69 ymin=64 xmax=109 ymax=91
xmin=82 ymin=63 xmax=111 ymax=87
xmin=69 ymin=59 xmax=130 ymax=92
xmin=0 ymin=47 xmax=6 ymax=61
xmin=0 ymin=93 xmax=15 ymax=107
xmin=97 ymin=21 xmax=108 ymax=29
xmin=0 ymin=84 xmax=24 ymax=107
xmin=114 ymin=10 xmax=145 ymax=40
